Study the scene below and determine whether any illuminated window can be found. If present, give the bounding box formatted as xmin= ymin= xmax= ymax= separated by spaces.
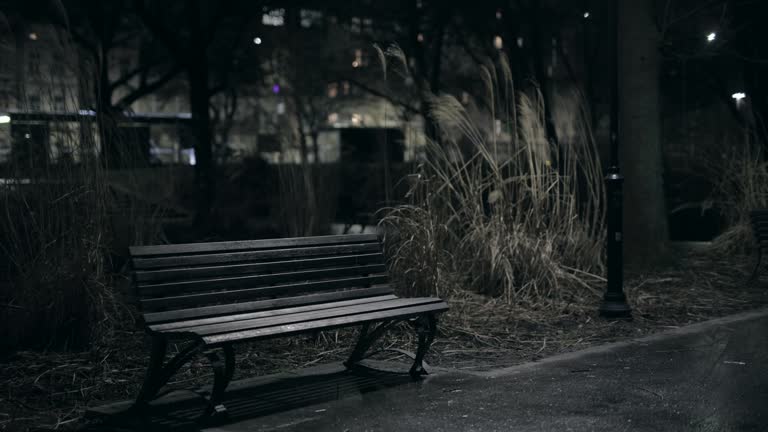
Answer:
xmin=494 ymin=36 xmax=503 ymax=49
xmin=327 ymin=83 xmax=338 ymax=98
xmin=352 ymin=49 xmax=365 ymax=68
xmin=351 ymin=113 xmax=362 ymax=125
xmin=262 ymin=8 xmax=285 ymax=26
xmin=300 ymin=9 xmax=323 ymax=28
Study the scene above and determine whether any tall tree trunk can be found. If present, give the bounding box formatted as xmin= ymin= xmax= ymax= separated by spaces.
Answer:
xmin=188 ymin=0 xmax=214 ymax=232
xmin=189 ymin=62 xmax=213 ymax=231
xmin=618 ymin=0 xmax=669 ymax=269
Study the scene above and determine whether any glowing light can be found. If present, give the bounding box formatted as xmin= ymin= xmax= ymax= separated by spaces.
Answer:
xmin=28 ymin=32 xmax=38 ymax=40
xmin=253 ymin=37 xmax=262 ymax=45
xmin=352 ymin=60 xmax=360 ymax=68
xmin=24 ymin=133 xmax=31 ymax=139
xmin=0 ymin=115 xmax=10 ymax=124
xmin=494 ymin=36 xmax=503 ymax=49
xmin=732 ymin=92 xmax=746 ymax=101
xmin=583 ymin=12 xmax=590 ymax=18
xmin=417 ymin=33 xmax=424 ymax=43
xmin=707 ymin=32 xmax=716 ymax=42
xmin=517 ymin=37 xmax=524 ymax=48
xmin=272 ymin=84 xmax=280 ymax=94
xmin=496 ymin=10 xmax=502 ymax=19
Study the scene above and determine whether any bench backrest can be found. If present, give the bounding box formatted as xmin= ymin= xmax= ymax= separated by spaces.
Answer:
xmin=129 ymin=234 xmax=392 ymax=326
xmin=751 ymin=210 xmax=768 ymax=249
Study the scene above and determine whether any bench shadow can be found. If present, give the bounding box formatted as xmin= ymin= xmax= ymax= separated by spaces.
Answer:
xmin=83 ymin=363 xmax=416 ymax=432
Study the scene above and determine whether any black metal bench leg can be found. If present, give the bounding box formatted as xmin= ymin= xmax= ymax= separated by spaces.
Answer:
xmin=345 ymin=321 xmax=398 ymax=368
xmin=133 ymin=338 xmax=205 ymax=409
xmin=134 ymin=336 xmax=167 ymax=407
xmin=409 ymin=314 xmax=437 ymax=380
xmin=200 ymin=345 xmax=236 ymax=421
xmin=749 ymin=249 xmax=762 ymax=283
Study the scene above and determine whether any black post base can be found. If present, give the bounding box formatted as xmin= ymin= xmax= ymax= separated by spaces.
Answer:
xmin=599 ymin=296 xmax=632 ymax=319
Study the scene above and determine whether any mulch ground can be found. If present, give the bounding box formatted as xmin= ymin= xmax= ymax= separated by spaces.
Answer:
xmin=1 ymin=250 xmax=766 ymax=431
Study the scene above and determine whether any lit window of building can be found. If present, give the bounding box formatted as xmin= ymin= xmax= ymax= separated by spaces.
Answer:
xmin=352 ymin=49 xmax=365 ymax=68
xmin=494 ymin=36 xmax=503 ymax=49
xmin=262 ymin=8 xmax=285 ymax=26
xmin=300 ymin=9 xmax=323 ymax=28
xmin=327 ymin=82 xmax=338 ymax=98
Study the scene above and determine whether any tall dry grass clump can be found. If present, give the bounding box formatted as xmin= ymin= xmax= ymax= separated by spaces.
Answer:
xmin=380 ymin=50 xmax=605 ymax=307
xmin=0 ymin=116 xmax=118 ymax=352
xmin=0 ymin=30 xmax=135 ymax=352
xmin=706 ymin=140 xmax=768 ymax=254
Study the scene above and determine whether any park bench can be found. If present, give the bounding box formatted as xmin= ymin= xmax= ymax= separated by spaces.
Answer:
xmin=749 ymin=209 xmax=768 ymax=281
xmin=128 ymin=233 xmax=448 ymax=420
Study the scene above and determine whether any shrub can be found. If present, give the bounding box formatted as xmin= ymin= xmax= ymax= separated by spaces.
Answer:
xmin=380 ymin=51 xmax=606 ymax=308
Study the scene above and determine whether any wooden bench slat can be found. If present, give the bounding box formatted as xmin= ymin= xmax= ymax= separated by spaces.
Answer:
xmin=134 ymin=253 xmax=385 ymax=283
xmin=183 ymin=297 xmax=443 ymax=336
xmin=132 ymin=243 xmax=381 ymax=269
xmin=129 ymin=234 xmax=379 ymax=257
xmin=149 ymin=295 xmax=399 ymax=332
xmin=139 ymin=275 xmax=390 ymax=311
xmin=203 ymin=301 xmax=449 ymax=345
xmin=138 ymin=264 xmax=387 ymax=296
xmin=142 ymin=286 xmax=395 ymax=324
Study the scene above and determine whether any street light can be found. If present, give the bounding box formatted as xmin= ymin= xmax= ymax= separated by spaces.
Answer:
xmin=600 ymin=0 xmax=632 ymax=320
xmin=706 ymin=32 xmax=716 ymax=42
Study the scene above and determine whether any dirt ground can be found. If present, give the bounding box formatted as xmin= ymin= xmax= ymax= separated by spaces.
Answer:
xmin=1 ymin=250 xmax=766 ymax=431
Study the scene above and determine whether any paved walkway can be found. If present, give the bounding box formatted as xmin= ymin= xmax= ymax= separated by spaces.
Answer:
xmin=204 ymin=308 xmax=768 ymax=432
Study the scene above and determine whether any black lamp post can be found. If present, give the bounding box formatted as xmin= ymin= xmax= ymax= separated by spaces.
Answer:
xmin=599 ymin=0 xmax=632 ymax=319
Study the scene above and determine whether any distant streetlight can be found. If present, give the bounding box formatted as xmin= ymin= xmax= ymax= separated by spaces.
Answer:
xmin=352 ymin=60 xmax=360 ymax=68
xmin=0 ymin=115 xmax=10 ymax=124
xmin=707 ymin=32 xmax=716 ymax=42
xmin=583 ymin=11 xmax=590 ymax=18
xmin=732 ymin=92 xmax=746 ymax=101
xmin=253 ymin=37 xmax=262 ymax=45
xmin=28 ymin=32 xmax=38 ymax=40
